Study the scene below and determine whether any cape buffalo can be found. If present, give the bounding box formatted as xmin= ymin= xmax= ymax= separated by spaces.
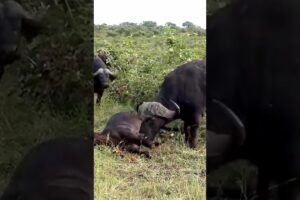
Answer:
xmin=94 ymin=112 xmax=154 ymax=158
xmin=0 ymin=137 xmax=93 ymax=200
xmin=137 ymin=60 xmax=206 ymax=148
xmin=0 ymin=0 xmax=41 ymax=79
xmin=207 ymin=0 xmax=300 ymax=199
xmin=93 ymin=55 xmax=116 ymax=104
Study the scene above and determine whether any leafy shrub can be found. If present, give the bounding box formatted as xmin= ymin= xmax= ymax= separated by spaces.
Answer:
xmin=95 ymin=24 xmax=206 ymax=105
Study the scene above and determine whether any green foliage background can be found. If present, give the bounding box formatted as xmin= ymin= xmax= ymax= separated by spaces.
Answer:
xmin=13 ymin=0 xmax=93 ymax=113
xmin=94 ymin=22 xmax=206 ymax=105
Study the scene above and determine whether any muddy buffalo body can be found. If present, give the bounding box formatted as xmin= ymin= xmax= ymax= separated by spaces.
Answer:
xmin=207 ymin=0 xmax=300 ymax=199
xmin=94 ymin=112 xmax=154 ymax=158
xmin=0 ymin=0 xmax=41 ymax=79
xmin=138 ymin=60 xmax=206 ymax=149
xmin=0 ymin=137 xmax=93 ymax=200
xmin=93 ymin=55 xmax=116 ymax=104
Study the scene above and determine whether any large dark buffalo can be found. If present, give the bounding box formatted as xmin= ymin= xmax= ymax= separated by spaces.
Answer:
xmin=138 ymin=60 xmax=206 ymax=148
xmin=207 ymin=0 xmax=300 ymax=199
xmin=94 ymin=112 xmax=154 ymax=158
xmin=0 ymin=137 xmax=93 ymax=200
xmin=93 ymin=55 xmax=116 ymax=104
xmin=0 ymin=0 xmax=41 ymax=79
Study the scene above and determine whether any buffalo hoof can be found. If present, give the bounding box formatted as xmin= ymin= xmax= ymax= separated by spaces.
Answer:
xmin=187 ymin=139 xmax=198 ymax=149
xmin=186 ymin=143 xmax=197 ymax=149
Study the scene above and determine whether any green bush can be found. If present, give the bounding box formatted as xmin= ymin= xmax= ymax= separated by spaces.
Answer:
xmin=14 ymin=0 xmax=93 ymax=113
xmin=95 ymin=25 xmax=206 ymax=105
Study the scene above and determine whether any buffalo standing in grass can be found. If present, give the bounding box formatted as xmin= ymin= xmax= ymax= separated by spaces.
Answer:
xmin=0 ymin=0 xmax=41 ymax=79
xmin=207 ymin=0 xmax=300 ymax=199
xmin=138 ymin=60 xmax=206 ymax=149
xmin=93 ymin=55 xmax=116 ymax=104
xmin=94 ymin=112 xmax=155 ymax=158
xmin=0 ymin=137 xmax=93 ymax=200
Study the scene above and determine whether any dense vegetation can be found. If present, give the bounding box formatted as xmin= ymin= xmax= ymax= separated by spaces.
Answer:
xmin=94 ymin=22 xmax=206 ymax=106
xmin=94 ymin=22 xmax=206 ymax=199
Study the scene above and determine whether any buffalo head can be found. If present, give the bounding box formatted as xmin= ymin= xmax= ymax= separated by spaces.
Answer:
xmin=97 ymin=53 xmax=117 ymax=81
xmin=0 ymin=0 xmax=41 ymax=78
xmin=93 ymin=56 xmax=115 ymax=89
xmin=137 ymin=99 xmax=180 ymax=141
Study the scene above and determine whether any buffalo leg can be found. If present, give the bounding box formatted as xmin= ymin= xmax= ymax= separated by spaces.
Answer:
xmin=189 ymin=114 xmax=202 ymax=148
xmin=188 ymin=124 xmax=199 ymax=148
xmin=119 ymin=131 xmax=153 ymax=148
xmin=184 ymin=115 xmax=201 ymax=148
xmin=184 ymin=123 xmax=189 ymax=144
xmin=95 ymin=89 xmax=104 ymax=104
xmin=138 ymin=133 xmax=154 ymax=148
xmin=96 ymin=93 xmax=102 ymax=104
xmin=142 ymin=138 xmax=154 ymax=148
xmin=93 ymin=133 xmax=115 ymax=146
xmin=125 ymin=144 xmax=151 ymax=158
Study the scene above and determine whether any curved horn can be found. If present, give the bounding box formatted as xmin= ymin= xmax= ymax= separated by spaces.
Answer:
xmin=104 ymin=68 xmax=114 ymax=75
xmin=169 ymin=99 xmax=180 ymax=115
xmin=138 ymin=102 xmax=177 ymax=119
xmin=93 ymin=68 xmax=104 ymax=76
xmin=212 ymin=99 xmax=246 ymax=146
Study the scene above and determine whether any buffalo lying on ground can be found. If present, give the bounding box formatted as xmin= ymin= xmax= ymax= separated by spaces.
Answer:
xmin=207 ymin=0 xmax=300 ymax=199
xmin=94 ymin=112 xmax=154 ymax=158
xmin=93 ymin=55 xmax=116 ymax=104
xmin=0 ymin=0 xmax=41 ymax=79
xmin=137 ymin=60 xmax=206 ymax=148
xmin=0 ymin=137 xmax=93 ymax=200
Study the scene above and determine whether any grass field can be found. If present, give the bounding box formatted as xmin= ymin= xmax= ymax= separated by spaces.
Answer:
xmin=94 ymin=94 xmax=206 ymax=200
